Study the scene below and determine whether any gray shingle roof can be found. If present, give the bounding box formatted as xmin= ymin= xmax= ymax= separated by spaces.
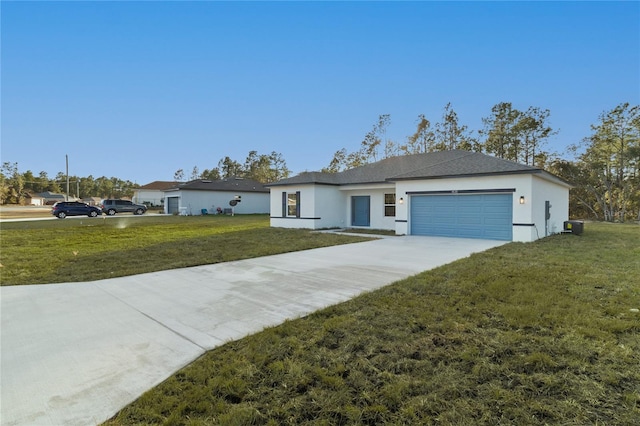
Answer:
xmin=267 ymin=150 xmax=548 ymax=187
xmin=138 ymin=181 xmax=182 ymax=190
xmin=166 ymin=177 xmax=269 ymax=193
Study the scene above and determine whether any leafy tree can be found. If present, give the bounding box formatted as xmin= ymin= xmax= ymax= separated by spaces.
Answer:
xmin=0 ymin=164 xmax=10 ymax=204
xmin=480 ymin=102 xmax=521 ymax=160
xmin=94 ymin=176 xmax=115 ymax=199
xmin=480 ymin=102 xmax=556 ymax=167
xmin=514 ymin=107 xmax=556 ymax=166
xmin=1 ymin=162 xmax=25 ymax=204
xmin=218 ymin=156 xmax=243 ymax=179
xmin=434 ymin=103 xmax=474 ymax=151
xmin=79 ymin=176 xmax=97 ymax=199
xmin=576 ymin=103 xmax=639 ymax=222
xmin=551 ymin=103 xmax=639 ymax=222
xmin=39 ymin=171 xmax=61 ymax=193
xmin=242 ymin=151 xmax=291 ymax=183
xmin=361 ymin=114 xmax=391 ymax=162
xmin=547 ymin=159 xmax=599 ymax=219
xmin=402 ymin=114 xmax=435 ymax=154
xmin=322 ymin=148 xmax=348 ymax=173
xmin=190 ymin=166 xmax=200 ymax=180
xmin=201 ymin=168 xmax=221 ymax=181
xmin=243 ymin=151 xmax=271 ymax=182
xmin=325 ymin=115 xmax=394 ymax=172
xmin=268 ymin=151 xmax=291 ymax=182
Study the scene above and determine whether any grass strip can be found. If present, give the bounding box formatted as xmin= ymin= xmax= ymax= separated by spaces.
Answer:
xmin=0 ymin=215 xmax=370 ymax=286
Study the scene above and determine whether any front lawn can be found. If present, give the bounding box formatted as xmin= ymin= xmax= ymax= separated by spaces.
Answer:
xmin=0 ymin=215 xmax=370 ymax=286
xmin=104 ymin=222 xmax=640 ymax=425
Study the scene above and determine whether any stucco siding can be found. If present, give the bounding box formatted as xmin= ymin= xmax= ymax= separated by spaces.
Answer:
xmin=395 ymin=174 xmax=569 ymax=242
xmin=397 ymin=175 xmax=528 ymax=241
xmin=269 ymin=184 xmax=344 ymax=229
xmin=133 ymin=189 xmax=164 ymax=206
xmin=340 ymin=186 xmax=396 ymax=230
xmin=166 ymin=191 xmax=269 ymax=215
xmin=268 ymin=171 xmax=569 ymax=243
xmin=532 ymin=176 xmax=570 ymax=237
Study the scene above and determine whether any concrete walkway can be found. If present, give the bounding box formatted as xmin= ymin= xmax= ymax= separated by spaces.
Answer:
xmin=1 ymin=236 xmax=506 ymax=425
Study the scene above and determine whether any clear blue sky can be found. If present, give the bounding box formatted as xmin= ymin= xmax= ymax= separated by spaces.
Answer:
xmin=2 ymin=1 xmax=639 ymax=184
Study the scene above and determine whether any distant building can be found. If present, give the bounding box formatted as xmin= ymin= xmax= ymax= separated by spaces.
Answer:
xmin=37 ymin=191 xmax=67 ymax=205
xmin=82 ymin=197 xmax=102 ymax=206
xmin=24 ymin=193 xmax=45 ymax=206
xmin=163 ymin=177 xmax=269 ymax=215
xmin=132 ymin=181 xmax=181 ymax=206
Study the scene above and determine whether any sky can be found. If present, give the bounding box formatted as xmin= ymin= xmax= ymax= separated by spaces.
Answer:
xmin=2 ymin=1 xmax=639 ymax=185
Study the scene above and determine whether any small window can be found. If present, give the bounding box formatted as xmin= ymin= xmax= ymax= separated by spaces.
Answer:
xmin=384 ymin=193 xmax=396 ymax=217
xmin=287 ymin=193 xmax=297 ymax=216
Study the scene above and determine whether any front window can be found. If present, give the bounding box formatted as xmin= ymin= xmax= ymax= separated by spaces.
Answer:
xmin=384 ymin=193 xmax=396 ymax=217
xmin=287 ymin=193 xmax=297 ymax=216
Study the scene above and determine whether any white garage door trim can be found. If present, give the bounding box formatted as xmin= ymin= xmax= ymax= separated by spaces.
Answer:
xmin=409 ymin=190 xmax=513 ymax=241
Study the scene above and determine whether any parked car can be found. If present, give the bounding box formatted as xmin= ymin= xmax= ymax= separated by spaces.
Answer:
xmin=51 ymin=201 xmax=102 ymax=219
xmin=100 ymin=199 xmax=147 ymax=216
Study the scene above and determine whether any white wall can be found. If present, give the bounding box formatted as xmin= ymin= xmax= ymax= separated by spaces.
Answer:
xmin=269 ymin=173 xmax=569 ymax=242
xmin=532 ymin=175 xmax=570 ymax=237
xmin=395 ymin=174 xmax=570 ymax=242
xmin=133 ymin=189 xmax=164 ymax=206
xmin=166 ymin=191 xmax=269 ymax=215
xmin=339 ymin=185 xmax=397 ymax=230
xmin=269 ymin=184 xmax=345 ymax=229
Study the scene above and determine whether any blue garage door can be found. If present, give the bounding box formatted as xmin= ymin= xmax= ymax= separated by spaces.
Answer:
xmin=410 ymin=194 xmax=512 ymax=241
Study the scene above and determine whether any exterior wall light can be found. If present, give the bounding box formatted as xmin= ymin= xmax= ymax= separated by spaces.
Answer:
xmin=398 ymin=197 xmax=404 ymax=204
xmin=519 ymin=196 xmax=525 ymax=204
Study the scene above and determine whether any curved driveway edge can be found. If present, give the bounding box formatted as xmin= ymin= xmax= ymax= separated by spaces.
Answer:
xmin=1 ymin=236 xmax=506 ymax=425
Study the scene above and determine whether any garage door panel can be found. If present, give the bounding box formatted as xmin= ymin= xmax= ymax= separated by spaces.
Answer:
xmin=410 ymin=194 xmax=512 ymax=241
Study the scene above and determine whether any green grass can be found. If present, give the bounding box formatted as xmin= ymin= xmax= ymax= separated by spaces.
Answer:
xmin=0 ymin=215 xmax=370 ymax=286
xmin=104 ymin=222 xmax=640 ymax=425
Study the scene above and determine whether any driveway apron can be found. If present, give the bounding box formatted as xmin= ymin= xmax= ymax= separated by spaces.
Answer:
xmin=1 ymin=236 xmax=506 ymax=425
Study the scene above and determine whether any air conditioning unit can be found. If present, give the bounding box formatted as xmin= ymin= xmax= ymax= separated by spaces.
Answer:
xmin=563 ymin=220 xmax=584 ymax=235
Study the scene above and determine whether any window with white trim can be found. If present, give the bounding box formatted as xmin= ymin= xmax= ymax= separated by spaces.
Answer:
xmin=384 ymin=193 xmax=396 ymax=217
xmin=287 ymin=193 xmax=298 ymax=216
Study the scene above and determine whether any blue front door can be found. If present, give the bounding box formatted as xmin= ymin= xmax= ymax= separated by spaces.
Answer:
xmin=351 ymin=196 xmax=370 ymax=226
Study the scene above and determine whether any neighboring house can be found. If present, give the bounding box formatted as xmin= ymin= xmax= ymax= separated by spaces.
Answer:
xmin=163 ymin=177 xmax=270 ymax=215
xmin=37 ymin=192 xmax=67 ymax=205
xmin=82 ymin=197 xmax=102 ymax=206
xmin=132 ymin=181 xmax=181 ymax=206
xmin=266 ymin=150 xmax=572 ymax=242
xmin=24 ymin=193 xmax=45 ymax=206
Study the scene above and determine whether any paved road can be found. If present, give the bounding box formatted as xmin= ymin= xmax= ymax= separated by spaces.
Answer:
xmin=0 ymin=236 xmax=506 ymax=425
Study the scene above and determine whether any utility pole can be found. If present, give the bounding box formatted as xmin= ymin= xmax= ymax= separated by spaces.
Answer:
xmin=66 ymin=155 xmax=69 ymax=201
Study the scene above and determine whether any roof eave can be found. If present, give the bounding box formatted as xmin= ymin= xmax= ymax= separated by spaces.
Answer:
xmin=389 ymin=169 xmax=540 ymax=181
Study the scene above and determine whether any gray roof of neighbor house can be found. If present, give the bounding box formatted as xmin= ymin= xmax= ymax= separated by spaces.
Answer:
xmin=267 ymin=150 xmax=571 ymax=187
xmin=165 ymin=177 xmax=269 ymax=193
xmin=37 ymin=191 xmax=66 ymax=199
xmin=137 ymin=181 xmax=182 ymax=190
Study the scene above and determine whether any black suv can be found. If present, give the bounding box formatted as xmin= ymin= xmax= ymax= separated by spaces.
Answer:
xmin=51 ymin=201 xmax=102 ymax=219
xmin=100 ymin=199 xmax=147 ymax=216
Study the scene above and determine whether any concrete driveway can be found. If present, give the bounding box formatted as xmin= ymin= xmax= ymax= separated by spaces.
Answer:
xmin=1 ymin=236 xmax=506 ymax=425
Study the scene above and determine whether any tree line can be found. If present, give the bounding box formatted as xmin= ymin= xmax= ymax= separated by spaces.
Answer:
xmin=0 ymin=150 xmax=291 ymax=204
xmin=2 ymin=102 xmax=638 ymax=222
xmin=323 ymin=102 xmax=639 ymax=222
xmin=173 ymin=150 xmax=290 ymax=184
xmin=323 ymin=102 xmax=555 ymax=172
xmin=0 ymin=165 xmax=141 ymax=203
